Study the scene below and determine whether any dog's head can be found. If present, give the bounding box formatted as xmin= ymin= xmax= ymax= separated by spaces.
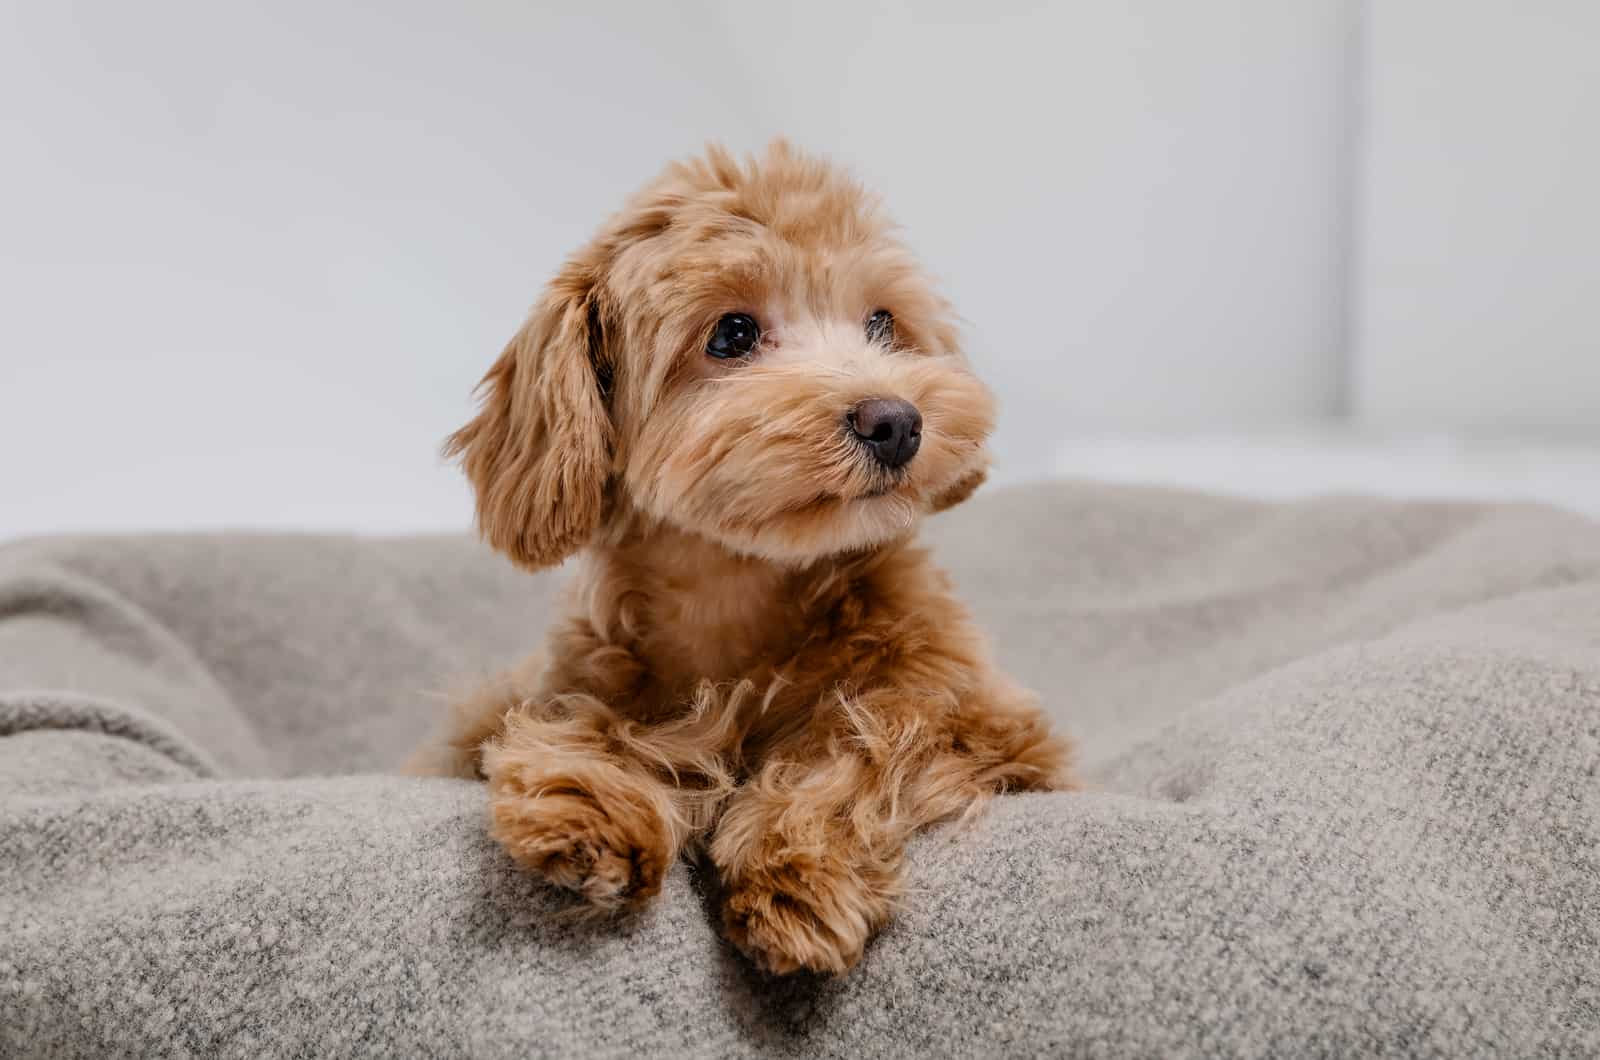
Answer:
xmin=448 ymin=141 xmax=994 ymax=569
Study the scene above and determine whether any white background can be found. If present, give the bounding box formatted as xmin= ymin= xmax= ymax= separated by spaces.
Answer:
xmin=1355 ymin=1 xmax=1600 ymax=431
xmin=3 ymin=1 xmax=1597 ymax=540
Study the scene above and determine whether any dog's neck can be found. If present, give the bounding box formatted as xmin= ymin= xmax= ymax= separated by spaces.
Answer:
xmin=585 ymin=520 xmax=891 ymax=691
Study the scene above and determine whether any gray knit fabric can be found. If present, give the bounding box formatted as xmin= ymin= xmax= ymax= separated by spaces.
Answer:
xmin=1 ymin=482 xmax=1597 ymax=1058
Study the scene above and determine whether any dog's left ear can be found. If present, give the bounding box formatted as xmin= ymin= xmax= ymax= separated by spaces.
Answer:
xmin=445 ymin=260 xmax=613 ymax=570
xmin=929 ymin=466 xmax=987 ymax=513
xmin=928 ymin=323 xmax=990 ymax=514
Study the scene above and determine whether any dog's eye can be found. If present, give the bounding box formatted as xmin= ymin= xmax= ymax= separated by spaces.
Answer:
xmin=865 ymin=309 xmax=895 ymax=345
xmin=707 ymin=313 xmax=761 ymax=359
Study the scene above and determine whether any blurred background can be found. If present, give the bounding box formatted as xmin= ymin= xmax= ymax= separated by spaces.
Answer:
xmin=3 ymin=1 xmax=1597 ymax=541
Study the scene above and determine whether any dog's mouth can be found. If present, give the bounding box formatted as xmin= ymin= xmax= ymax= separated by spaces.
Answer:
xmin=771 ymin=469 xmax=914 ymax=527
xmin=852 ymin=469 xmax=918 ymax=504
xmin=693 ymin=462 xmax=949 ymax=562
xmin=785 ymin=482 xmax=899 ymax=518
xmin=856 ymin=456 xmax=915 ymax=500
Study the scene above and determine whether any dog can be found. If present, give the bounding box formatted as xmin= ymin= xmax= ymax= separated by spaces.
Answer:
xmin=408 ymin=141 xmax=1072 ymax=976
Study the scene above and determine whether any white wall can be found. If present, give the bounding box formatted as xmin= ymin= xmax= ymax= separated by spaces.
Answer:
xmin=712 ymin=0 xmax=1355 ymax=459
xmin=3 ymin=1 xmax=1358 ymax=537
xmin=0 ymin=1 xmax=763 ymax=537
xmin=1355 ymin=1 xmax=1600 ymax=432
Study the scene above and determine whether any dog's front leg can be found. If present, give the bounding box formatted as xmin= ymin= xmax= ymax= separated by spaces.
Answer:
xmin=710 ymin=744 xmax=904 ymax=976
xmin=708 ymin=687 xmax=941 ymax=976
xmin=710 ymin=680 xmax=1069 ymax=975
xmin=479 ymin=700 xmax=703 ymax=914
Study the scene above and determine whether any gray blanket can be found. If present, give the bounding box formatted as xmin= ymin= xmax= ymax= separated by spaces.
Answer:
xmin=2 ymin=482 xmax=1597 ymax=1058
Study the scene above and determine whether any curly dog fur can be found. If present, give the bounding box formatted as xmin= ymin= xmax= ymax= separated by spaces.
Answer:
xmin=409 ymin=141 xmax=1072 ymax=976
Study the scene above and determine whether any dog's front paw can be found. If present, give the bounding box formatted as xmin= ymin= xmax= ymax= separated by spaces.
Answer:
xmin=487 ymin=782 xmax=671 ymax=913
xmin=721 ymin=853 xmax=892 ymax=975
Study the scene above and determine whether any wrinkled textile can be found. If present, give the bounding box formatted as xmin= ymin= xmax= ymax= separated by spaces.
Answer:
xmin=2 ymin=483 xmax=1597 ymax=1058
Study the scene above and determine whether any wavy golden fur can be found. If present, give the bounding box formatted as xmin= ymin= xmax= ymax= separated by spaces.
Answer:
xmin=409 ymin=141 xmax=1072 ymax=976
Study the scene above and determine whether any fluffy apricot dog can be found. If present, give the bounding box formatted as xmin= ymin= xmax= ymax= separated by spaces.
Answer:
xmin=410 ymin=142 xmax=1071 ymax=976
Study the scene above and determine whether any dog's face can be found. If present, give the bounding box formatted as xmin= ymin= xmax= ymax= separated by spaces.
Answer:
xmin=450 ymin=142 xmax=994 ymax=569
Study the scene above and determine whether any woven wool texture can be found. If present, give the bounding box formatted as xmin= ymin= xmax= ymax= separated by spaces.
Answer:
xmin=1 ymin=482 xmax=1597 ymax=1057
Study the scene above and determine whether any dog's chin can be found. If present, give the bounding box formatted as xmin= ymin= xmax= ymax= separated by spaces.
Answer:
xmin=675 ymin=482 xmax=938 ymax=566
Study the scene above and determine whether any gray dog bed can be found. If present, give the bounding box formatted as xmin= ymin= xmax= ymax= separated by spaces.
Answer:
xmin=2 ymin=482 xmax=1597 ymax=1057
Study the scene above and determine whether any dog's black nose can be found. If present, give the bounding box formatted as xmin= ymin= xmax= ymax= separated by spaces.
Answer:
xmin=848 ymin=398 xmax=922 ymax=469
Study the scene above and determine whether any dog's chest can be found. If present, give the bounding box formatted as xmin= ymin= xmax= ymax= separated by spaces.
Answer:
xmin=640 ymin=581 xmax=793 ymax=690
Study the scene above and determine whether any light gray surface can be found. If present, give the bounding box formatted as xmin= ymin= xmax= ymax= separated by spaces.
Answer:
xmin=1 ymin=482 xmax=1597 ymax=1058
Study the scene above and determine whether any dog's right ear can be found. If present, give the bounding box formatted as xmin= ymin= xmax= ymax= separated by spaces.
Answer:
xmin=445 ymin=261 xmax=613 ymax=570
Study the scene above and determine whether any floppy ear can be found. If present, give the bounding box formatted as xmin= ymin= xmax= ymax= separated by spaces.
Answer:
xmin=445 ymin=264 xmax=613 ymax=569
xmin=927 ymin=324 xmax=991 ymax=515
xmin=929 ymin=466 xmax=987 ymax=513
